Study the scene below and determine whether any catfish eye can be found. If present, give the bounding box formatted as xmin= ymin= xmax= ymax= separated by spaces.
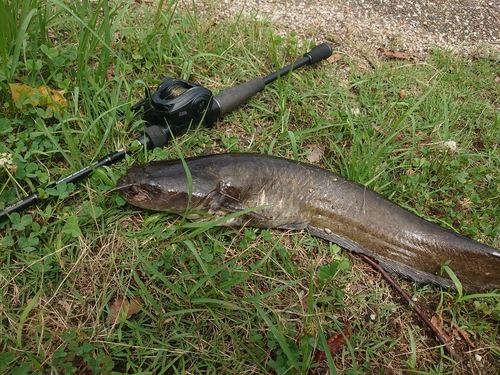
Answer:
xmin=147 ymin=181 xmax=160 ymax=190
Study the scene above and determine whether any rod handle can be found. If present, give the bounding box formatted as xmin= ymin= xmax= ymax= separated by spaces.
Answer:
xmin=304 ymin=42 xmax=333 ymax=64
xmin=210 ymin=78 xmax=266 ymax=118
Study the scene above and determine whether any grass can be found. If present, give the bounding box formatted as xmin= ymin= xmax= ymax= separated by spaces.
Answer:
xmin=1 ymin=0 xmax=500 ymax=374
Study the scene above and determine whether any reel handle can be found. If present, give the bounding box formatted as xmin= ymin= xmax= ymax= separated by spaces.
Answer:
xmin=0 ymin=43 xmax=333 ymax=224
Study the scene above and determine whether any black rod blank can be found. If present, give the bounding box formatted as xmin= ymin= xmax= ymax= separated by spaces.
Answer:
xmin=210 ymin=43 xmax=332 ymax=118
xmin=0 ymin=43 xmax=333 ymax=224
xmin=0 ymin=148 xmax=128 ymax=223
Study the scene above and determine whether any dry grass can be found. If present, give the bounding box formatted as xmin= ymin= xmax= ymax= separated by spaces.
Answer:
xmin=1 ymin=1 xmax=499 ymax=374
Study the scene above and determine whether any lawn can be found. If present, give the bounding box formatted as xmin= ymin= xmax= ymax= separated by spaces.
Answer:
xmin=0 ymin=0 xmax=499 ymax=374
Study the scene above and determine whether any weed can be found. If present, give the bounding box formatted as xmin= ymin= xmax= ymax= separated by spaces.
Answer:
xmin=0 ymin=0 xmax=499 ymax=374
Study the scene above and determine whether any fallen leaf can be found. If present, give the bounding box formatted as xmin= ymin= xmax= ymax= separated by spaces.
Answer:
xmin=430 ymin=315 xmax=450 ymax=341
xmin=313 ymin=322 xmax=352 ymax=364
xmin=406 ymin=168 xmax=416 ymax=176
xmin=202 ymin=21 xmax=218 ymax=33
xmin=327 ymin=53 xmax=342 ymax=63
xmin=307 ymin=145 xmax=324 ymax=164
xmin=453 ymin=323 xmax=475 ymax=348
xmin=9 ymin=83 xmax=68 ymax=114
xmin=431 ymin=314 xmax=476 ymax=352
xmin=372 ymin=123 xmax=384 ymax=135
xmin=106 ymin=65 xmax=115 ymax=82
xmin=372 ymin=123 xmax=403 ymax=141
xmin=58 ymin=300 xmax=72 ymax=314
xmin=108 ymin=296 xmax=142 ymax=324
xmin=378 ymin=47 xmax=412 ymax=60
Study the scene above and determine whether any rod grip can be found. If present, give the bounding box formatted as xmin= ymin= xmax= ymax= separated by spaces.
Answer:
xmin=211 ymin=78 xmax=266 ymax=117
xmin=304 ymin=43 xmax=333 ymax=64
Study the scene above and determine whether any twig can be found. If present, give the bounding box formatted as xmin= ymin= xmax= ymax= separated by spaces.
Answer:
xmin=359 ymin=254 xmax=462 ymax=362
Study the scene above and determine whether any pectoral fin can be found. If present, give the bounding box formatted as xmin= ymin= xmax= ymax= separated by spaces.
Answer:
xmin=205 ymin=180 xmax=266 ymax=223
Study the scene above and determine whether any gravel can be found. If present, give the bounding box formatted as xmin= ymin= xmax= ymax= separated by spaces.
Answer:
xmin=192 ymin=0 xmax=500 ymax=58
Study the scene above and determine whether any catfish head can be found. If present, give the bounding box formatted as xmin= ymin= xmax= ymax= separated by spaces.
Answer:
xmin=116 ymin=154 xmax=311 ymax=228
xmin=116 ymin=158 xmax=218 ymax=217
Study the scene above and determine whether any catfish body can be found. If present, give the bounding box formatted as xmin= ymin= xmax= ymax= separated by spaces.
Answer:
xmin=117 ymin=153 xmax=500 ymax=292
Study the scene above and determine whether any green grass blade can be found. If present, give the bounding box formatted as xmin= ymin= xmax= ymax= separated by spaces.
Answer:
xmin=9 ymin=8 xmax=37 ymax=81
xmin=252 ymin=301 xmax=300 ymax=372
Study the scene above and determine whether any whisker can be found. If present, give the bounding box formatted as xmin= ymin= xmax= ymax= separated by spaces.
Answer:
xmin=106 ymin=184 xmax=133 ymax=195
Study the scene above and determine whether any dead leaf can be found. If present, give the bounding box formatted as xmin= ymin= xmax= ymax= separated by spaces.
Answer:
xmin=313 ymin=322 xmax=352 ymax=365
xmin=327 ymin=54 xmax=342 ymax=63
xmin=307 ymin=145 xmax=324 ymax=164
xmin=108 ymin=296 xmax=142 ymax=324
xmin=431 ymin=314 xmax=476 ymax=350
xmin=378 ymin=47 xmax=412 ymax=60
xmin=453 ymin=323 xmax=475 ymax=348
xmin=202 ymin=21 xmax=218 ymax=33
xmin=372 ymin=123 xmax=384 ymax=135
xmin=372 ymin=123 xmax=403 ymax=141
xmin=106 ymin=65 xmax=115 ymax=82
xmin=430 ymin=315 xmax=450 ymax=341
xmin=9 ymin=83 xmax=68 ymax=114
xmin=58 ymin=300 xmax=72 ymax=314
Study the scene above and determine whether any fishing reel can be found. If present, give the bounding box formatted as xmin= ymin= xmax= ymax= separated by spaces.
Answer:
xmin=140 ymin=77 xmax=213 ymax=126
xmin=1 ymin=42 xmax=333 ymax=222
xmin=128 ymin=43 xmax=333 ymax=150
xmin=130 ymin=77 xmax=214 ymax=147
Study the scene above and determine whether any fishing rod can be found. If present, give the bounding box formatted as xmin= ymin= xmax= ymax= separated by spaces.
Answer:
xmin=0 ymin=42 xmax=333 ymax=223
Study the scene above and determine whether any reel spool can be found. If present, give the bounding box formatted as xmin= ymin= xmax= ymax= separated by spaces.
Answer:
xmin=137 ymin=77 xmax=213 ymax=129
xmin=0 ymin=43 xmax=333 ymax=222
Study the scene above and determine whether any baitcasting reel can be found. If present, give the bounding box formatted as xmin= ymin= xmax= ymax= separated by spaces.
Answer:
xmin=133 ymin=77 xmax=214 ymax=129
xmin=129 ymin=42 xmax=334 ymax=149
xmin=129 ymin=77 xmax=214 ymax=149
xmin=0 ymin=43 xmax=333 ymax=223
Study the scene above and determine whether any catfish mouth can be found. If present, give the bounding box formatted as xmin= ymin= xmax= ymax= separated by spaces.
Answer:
xmin=113 ymin=179 xmax=199 ymax=212
xmin=123 ymin=186 xmax=150 ymax=203
xmin=111 ymin=181 xmax=151 ymax=204
xmin=113 ymin=174 xmax=215 ymax=213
